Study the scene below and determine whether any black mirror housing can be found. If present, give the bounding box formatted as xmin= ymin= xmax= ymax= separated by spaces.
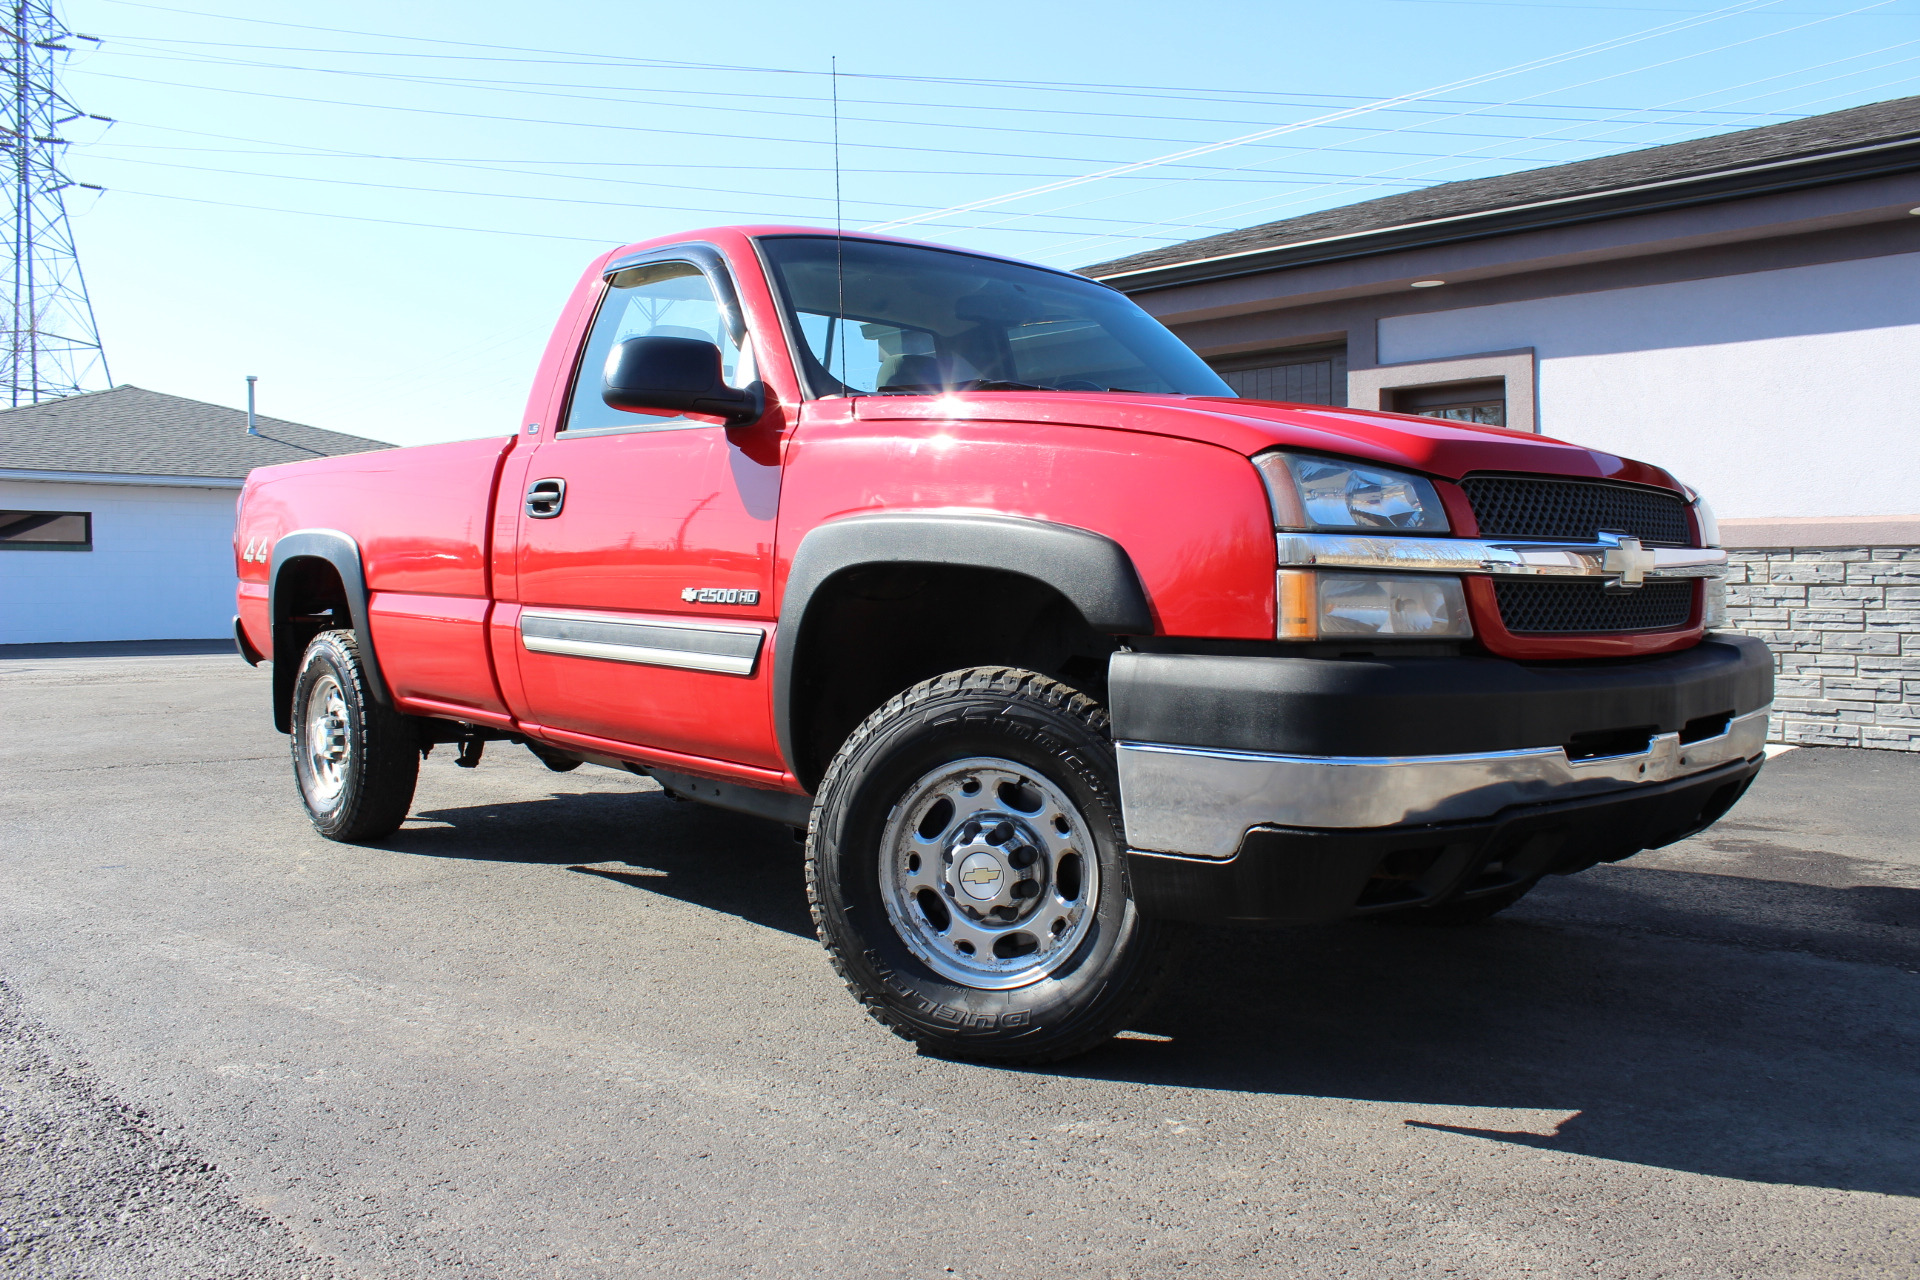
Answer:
xmin=601 ymin=336 xmax=763 ymax=426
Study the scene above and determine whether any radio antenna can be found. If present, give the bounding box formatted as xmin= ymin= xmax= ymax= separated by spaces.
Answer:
xmin=831 ymin=55 xmax=847 ymax=391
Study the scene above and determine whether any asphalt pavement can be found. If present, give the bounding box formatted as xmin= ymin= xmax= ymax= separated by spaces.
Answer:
xmin=1 ymin=650 xmax=1915 ymax=1279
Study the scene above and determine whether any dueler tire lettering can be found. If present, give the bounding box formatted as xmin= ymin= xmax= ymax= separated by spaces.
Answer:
xmin=806 ymin=667 xmax=1181 ymax=1063
xmin=289 ymin=629 xmax=420 ymax=842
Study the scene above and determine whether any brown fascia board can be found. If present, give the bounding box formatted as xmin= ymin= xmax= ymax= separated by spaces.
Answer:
xmin=1090 ymin=134 xmax=1920 ymax=293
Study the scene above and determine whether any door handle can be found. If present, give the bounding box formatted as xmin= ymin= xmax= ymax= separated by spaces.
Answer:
xmin=526 ymin=477 xmax=566 ymax=519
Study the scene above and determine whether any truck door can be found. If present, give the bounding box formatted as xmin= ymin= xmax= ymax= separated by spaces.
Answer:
xmin=509 ymin=254 xmax=783 ymax=774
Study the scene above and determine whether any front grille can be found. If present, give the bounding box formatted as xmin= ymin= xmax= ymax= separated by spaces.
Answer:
xmin=1462 ymin=476 xmax=1690 ymax=545
xmin=1493 ymin=579 xmax=1694 ymax=633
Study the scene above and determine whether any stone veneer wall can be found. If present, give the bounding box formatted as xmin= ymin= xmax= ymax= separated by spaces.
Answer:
xmin=1721 ymin=546 xmax=1920 ymax=751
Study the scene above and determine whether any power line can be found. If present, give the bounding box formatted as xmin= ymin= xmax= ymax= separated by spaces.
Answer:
xmin=77 ymin=155 xmax=1246 ymax=234
xmin=1033 ymin=13 xmax=1914 ymax=263
xmin=88 ymin=68 xmax=1550 ymax=170
xmin=93 ymin=46 xmax=1773 ymax=149
xmin=863 ymin=0 xmax=1785 ymax=233
xmin=1054 ymin=0 xmax=1903 ymax=251
xmin=84 ymin=139 xmax=1450 ymax=185
xmin=90 ymin=0 xmax=1816 ymax=117
xmin=92 ymin=38 xmax=1809 ymax=134
xmin=73 ymin=61 xmax=1774 ymax=171
xmin=98 ymin=187 xmax=618 ymax=243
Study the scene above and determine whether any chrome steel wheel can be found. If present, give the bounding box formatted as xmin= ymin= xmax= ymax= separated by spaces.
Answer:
xmin=288 ymin=630 xmax=419 ymax=841
xmin=878 ymin=756 xmax=1100 ymax=990
xmin=301 ymin=673 xmax=351 ymax=802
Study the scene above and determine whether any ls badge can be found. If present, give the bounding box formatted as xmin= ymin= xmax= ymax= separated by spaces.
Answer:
xmin=682 ymin=587 xmax=760 ymax=605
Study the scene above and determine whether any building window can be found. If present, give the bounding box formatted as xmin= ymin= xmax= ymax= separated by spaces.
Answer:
xmin=0 ymin=509 xmax=92 ymax=550
xmin=1210 ymin=342 xmax=1348 ymax=406
xmin=1391 ymin=378 xmax=1506 ymax=427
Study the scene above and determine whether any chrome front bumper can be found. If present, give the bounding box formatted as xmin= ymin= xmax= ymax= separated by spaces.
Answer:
xmin=1117 ymin=705 xmax=1770 ymax=859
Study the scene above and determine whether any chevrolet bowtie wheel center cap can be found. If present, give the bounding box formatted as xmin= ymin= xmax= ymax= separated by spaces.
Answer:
xmin=944 ymin=820 xmax=1043 ymax=919
xmin=956 ymin=850 xmax=1006 ymax=901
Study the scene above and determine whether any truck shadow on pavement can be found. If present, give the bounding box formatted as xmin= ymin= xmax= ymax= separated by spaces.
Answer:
xmin=390 ymin=788 xmax=817 ymax=939
xmin=381 ymin=787 xmax=1918 ymax=1200
xmin=1075 ymin=868 xmax=1920 ymax=1200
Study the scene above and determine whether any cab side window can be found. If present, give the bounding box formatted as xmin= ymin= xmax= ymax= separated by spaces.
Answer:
xmin=562 ymin=261 xmax=744 ymax=434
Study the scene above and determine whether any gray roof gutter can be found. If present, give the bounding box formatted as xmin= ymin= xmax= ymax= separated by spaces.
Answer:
xmin=0 ymin=468 xmax=244 ymax=488
xmin=1089 ymin=134 xmax=1920 ymax=293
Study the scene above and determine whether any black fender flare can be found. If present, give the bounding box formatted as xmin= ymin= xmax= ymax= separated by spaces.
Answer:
xmin=268 ymin=528 xmax=390 ymax=732
xmin=773 ymin=511 xmax=1153 ymax=785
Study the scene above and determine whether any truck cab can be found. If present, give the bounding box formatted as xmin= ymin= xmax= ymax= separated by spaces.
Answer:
xmin=235 ymin=225 xmax=1770 ymax=1063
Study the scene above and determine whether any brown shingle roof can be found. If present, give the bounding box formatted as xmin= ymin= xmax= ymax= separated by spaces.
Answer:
xmin=1083 ymin=94 xmax=1920 ymax=282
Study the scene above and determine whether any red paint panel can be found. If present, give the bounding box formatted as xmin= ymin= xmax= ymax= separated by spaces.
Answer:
xmin=515 ymin=427 xmax=781 ymax=618
xmin=236 ymin=579 xmax=269 ymax=657
xmin=241 ymin=437 xmax=511 ymax=599
xmin=781 ymin=402 xmax=1276 ymax=639
xmin=487 ymin=603 xmax=531 ymax=722
xmin=519 ymin=720 xmax=801 ymax=792
xmin=512 ymin=617 xmax=784 ymax=770
xmin=368 ymin=592 xmax=506 ymax=715
xmin=854 ymin=392 xmax=1683 ymax=491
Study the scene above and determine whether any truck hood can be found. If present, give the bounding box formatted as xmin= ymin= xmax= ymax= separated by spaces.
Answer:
xmin=852 ymin=392 xmax=1682 ymax=490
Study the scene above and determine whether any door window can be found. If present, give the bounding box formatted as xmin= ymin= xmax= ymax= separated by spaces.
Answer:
xmin=562 ymin=261 xmax=745 ymax=435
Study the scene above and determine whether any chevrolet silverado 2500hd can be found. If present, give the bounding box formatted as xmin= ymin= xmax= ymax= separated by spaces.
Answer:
xmin=235 ymin=226 xmax=1771 ymax=1062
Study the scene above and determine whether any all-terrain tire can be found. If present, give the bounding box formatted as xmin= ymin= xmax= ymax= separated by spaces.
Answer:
xmin=289 ymin=629 xmax=419 ymax=842
xmin=1375 ymin=878 xmax=1539 ymax=926
xmin=807 ymin=667 xmax=1181 ymax=1063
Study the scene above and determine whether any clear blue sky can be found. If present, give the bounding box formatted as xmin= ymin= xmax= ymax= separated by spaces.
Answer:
xmin=54 ymin=0 xmax=1920 ymax=446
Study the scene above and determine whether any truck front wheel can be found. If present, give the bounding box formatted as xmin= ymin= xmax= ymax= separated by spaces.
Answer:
xmin=807 ymin=667 xmax=1179 ymax=1063
xmin=289 ymin=629 xmax=419 ymax=842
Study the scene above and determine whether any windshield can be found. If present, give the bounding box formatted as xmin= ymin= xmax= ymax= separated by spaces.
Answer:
xmin=758 ymin=236 xmax=1233 ymax=398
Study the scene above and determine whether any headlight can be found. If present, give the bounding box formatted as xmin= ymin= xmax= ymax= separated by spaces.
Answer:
xmin=1254 ymin=452 xmax=1450 ymax=533
xmin=1680 ymin=483 xmax=1720 ymax=547
xmin=1278 ymin=570 xmax=1473 ymax=639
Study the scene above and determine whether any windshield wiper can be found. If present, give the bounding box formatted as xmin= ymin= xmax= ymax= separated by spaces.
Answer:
xmin=873 ymin=379 xmax=1147 ymax=395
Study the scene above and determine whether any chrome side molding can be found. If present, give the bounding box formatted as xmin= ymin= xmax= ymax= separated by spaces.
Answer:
xmin=1275 ymin=531 xmax=1727 ymax=584
xmin=519 ymin=609 xmax=764 ymax=676
xmin=1116 ymin=706 xmax=1769 ymax=859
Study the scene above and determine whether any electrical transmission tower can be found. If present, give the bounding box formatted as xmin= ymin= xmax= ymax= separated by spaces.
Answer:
xmin=4 ymin=1 xmax=108 ymax=406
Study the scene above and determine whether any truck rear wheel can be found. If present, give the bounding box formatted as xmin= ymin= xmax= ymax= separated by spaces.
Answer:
xmin=807 ymin=667 xmax=1179 ymax=1063
xmin=290 ymin=629 xmax=419 ymax=842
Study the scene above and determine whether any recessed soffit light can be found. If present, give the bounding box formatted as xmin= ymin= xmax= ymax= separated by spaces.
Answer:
xmin=1910 ymin=206 xmax=1920 ymax=215
xmin=1410 ymin=279 xmax=1446 ymax=288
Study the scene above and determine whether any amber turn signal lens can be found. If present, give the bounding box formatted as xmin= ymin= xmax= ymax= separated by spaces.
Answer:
xmin=1277 ymin=569 xmax=1318 ymax=639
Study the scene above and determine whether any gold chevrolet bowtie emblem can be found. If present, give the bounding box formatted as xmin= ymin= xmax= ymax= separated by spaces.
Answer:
xmin=1598 ymin=532 xmax=1657 ymax=590
xmin=960 ymin=865 xmax=1001 ymax=884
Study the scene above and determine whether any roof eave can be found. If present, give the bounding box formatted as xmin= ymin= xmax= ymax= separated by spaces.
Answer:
xmin=0 ymin=467 xmax=245 ymax=488
xmin=1089 ymin=134 xmax=1920 ymax=293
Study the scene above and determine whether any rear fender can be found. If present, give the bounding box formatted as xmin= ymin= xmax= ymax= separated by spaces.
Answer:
xmin=268 ymin=529 xmax=390 ymax=733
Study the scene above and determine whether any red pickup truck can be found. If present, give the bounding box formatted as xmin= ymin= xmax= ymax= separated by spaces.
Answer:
xmin=235 ymin=225 xmax=1770 ymax=1062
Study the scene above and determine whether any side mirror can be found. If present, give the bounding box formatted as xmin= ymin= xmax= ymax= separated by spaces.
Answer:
xmin=602 ymin=336 xmax=763 ymax=426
